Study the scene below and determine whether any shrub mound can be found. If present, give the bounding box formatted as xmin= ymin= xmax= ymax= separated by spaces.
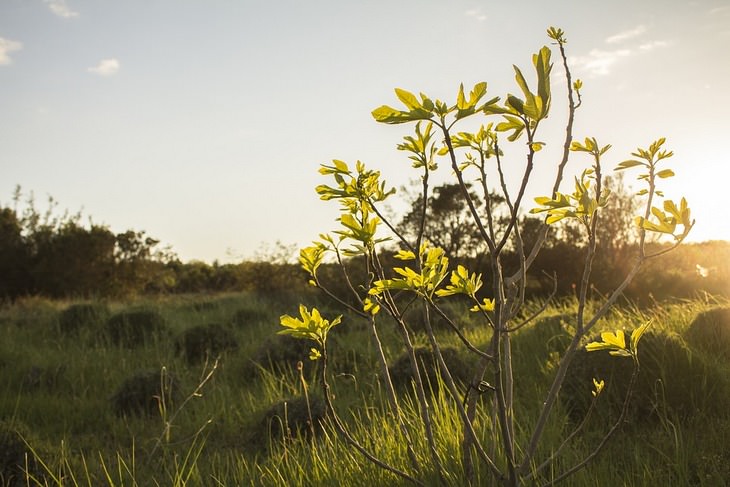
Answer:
xmin=563 ymin=331 xmax=726 ymax=422
xmin=58 ymin=303 xmax=110 ymax=336
xmin=175 ymin=323 xmax=238 ymax=364
xmin=248 ymin=334 xmax=313 ymax=375
xmin=104 ymin=310 xmax=168 ymax=347
xmin=111 ymin=370 xmax=180 ymax=417
xmin=513 ymin=314 xmax=572 ymax=359
xmin=254 ymin=395 xmax=327 ymax=447
xmin=388 ymin=346 xmax=471 ymax=391
xmin=685 ymin=306 xmax=730 ymax=358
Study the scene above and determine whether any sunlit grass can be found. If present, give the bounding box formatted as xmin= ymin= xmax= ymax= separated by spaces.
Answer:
xmin=0 ymin=292 xmax=727 ymax=485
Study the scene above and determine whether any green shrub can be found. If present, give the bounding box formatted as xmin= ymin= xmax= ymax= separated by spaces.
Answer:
xmin=684 ymin=306 xmax=730 ymax=359
xmin=104 ymin=309 xmax=168 ymax=347
xmin=58 ymin=302 xmax=109 ymax=336
xmin=563 ymin=331 xmax=726 ymax=422
xmin=111 ymin=370 xmax=180 ymax=417
xmin=251 ymin=395 xmax=327 ymax=450
xmin=249 ymin=334 xmax=313 ymax=376
xmin=388 ymin=346 xmax=472 ymax=391
xmin=175 ymin=323 xmax=238 ymax=364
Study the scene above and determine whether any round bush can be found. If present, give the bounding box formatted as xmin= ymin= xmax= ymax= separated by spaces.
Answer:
xmin=388 ymin=346 xmax=472 ymax=391
xmin=111 ymin=370 xmax=180 ymax=417
xmin=685 ymin=306 xmax=730 ymax=358
xmin=250 ymin=395 xmax=326 ymax=450
xmin=104 ymin=309 xmax=168 ymax=347
xmin=175 ymin=323 xmax=238 ymax=364
xmin=562 ymin=331 xmax=726 ymax=422
xmin=249 ymin=334 xmax=313 ymax=373
xmin=58 ymin=302 xmax=110 ymax=336
xmin=513 ymin=314 xmax=573 ymax=360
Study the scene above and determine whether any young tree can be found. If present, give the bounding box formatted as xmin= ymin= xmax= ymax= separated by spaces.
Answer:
xmin=279 ymin=27 xmax=693 ymax=486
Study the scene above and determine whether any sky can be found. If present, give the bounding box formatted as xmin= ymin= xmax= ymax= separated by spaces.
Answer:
xmin=1 ymin=0 xmax=729 ymax=263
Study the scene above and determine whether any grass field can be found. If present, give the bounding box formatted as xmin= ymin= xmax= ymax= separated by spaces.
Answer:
xmin=1 ymin=292 xmax=728 ymax=486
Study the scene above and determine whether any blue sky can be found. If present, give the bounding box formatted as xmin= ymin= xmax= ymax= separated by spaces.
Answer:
xmin=1 ymin=0 xmax=728 ymax=263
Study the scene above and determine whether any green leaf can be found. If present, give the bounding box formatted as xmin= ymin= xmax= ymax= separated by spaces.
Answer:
xmin=506 ymin=95 xmax=525 ymax=115
xmin=513 ymin=65 xmax=534 ymax=105
xmin=395 ymin=88 xmax=422 ymax=111
xmin=630 ymin=320 xmax=652 ymax=353
xmin=656 ymin=169 xmax=675 ymax=178
xmin=586 ymin=330 xmax=631 ymax=357
xmin=534 ymin=46 xmax=552 ymax=116
xmin=615 ymin=160 xmax=644 ymax=170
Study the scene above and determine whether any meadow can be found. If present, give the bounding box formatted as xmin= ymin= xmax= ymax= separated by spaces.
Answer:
xmin=1 ymin=291 xmax=728 ymax=486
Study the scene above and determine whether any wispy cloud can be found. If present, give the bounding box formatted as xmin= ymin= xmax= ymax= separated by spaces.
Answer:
xmin=708 ymin=5 xmax=730 ymax=15
xmin=45 ymin=0 xmax=79 ymax=19
xmin=569 ymin=49 xmax=632 ymax=77
xmin=605 ymin=25 xmax=646 ymax=44
xmin=639 ymin=40 xmax=669 ymax=51
xmin=88 ymin=58 xmax=120 ymax=76
xmin=0 ymin=37 xmax=23 ymax=65
xmin=465 ymin=8 xmax=487 ymax=22
xmin=569 ymin=25 xmax=670 ymax=77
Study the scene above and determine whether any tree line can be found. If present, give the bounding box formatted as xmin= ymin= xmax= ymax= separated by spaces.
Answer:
xmin=0 ymin=185 xmax=726 ymax=302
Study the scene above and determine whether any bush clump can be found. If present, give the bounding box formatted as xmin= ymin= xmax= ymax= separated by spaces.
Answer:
xmin=111 ymin=370 xmax=180 ymax=417
xmin=104 ymin=309 xmax=168 ymax=347
xmin=388 ymin=346 xmax=472 ymax=391
xmin=58 ymin=302 xmax=110 ymax=336
xmin=685 ymin=306 xmax=730 ymax=359
xmin=175 ymin=323 xmax=238 ymax=364
xmin=251 ymin=395 xmax=327 ymax=450
xmin=563 ymin=331 xmax=727 ymax=422
xmin=513 ymin=314 xmax=573 ymax=358
xmin=248 ymin=334 xmax=313 ymax=375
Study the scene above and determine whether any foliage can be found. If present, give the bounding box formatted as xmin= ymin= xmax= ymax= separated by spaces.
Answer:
xmin=58 ymin=302 xmax=110 ymax=336
xmin=104 ymin=309 xmax=169 ymax=348
xmin=0 ymin=188 xmax=175 ymax=299
xmin=279 ymin=26 xmax=698 ymax=486
xmin=175 ymin=323 xmax=238 ymax=364
xmin=684 ymin=306 xmax=730 ymax=358
xmin=0 ymin=293 xmax=728 ymax=485
xmin=111 ymin=369 xmax=180 ymax=417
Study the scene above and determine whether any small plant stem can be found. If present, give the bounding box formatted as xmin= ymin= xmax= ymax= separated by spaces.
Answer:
xmin=423 ymin=311 xmax=505 ymax=483
xmin=506 ymin=36 xmax=577 ymax=289
xmin=367 ymin=314 xmax=423 ymax=475
xmin=419 ymin=302 xmax=448 ymax=485
xmin=297 ymin=361 xmax=315 ymax=439
xmin=495 ymin=134 xmax=536 ymax=254
xmin=527 ymin=392 xmax=599 ymax=480
xmin=396 ymin=307 xmax=443 ymax=481
xmin=319 ymin=346 xmax=425 ymax=486
xmin=538 ymin=361 xmax=640 ymax=486
xmin=439 ymin=123 xmax=496 ymax=254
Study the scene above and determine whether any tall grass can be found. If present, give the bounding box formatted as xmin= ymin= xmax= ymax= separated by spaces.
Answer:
xmin=0 ymin=293 xmax=727 ymax=485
